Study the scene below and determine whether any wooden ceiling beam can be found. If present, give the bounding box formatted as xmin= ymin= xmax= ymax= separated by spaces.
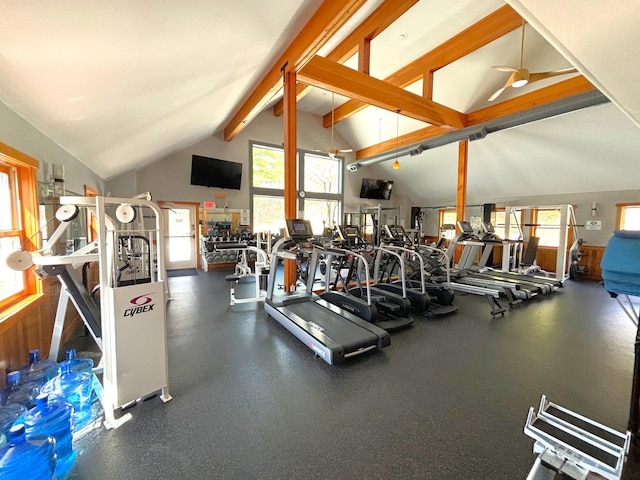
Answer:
xmin=356 ymin=125 xmax=449 ymax=160
xmin=329 ymin=4 xmax=523 ymax=126
xmin=298 ymin=55 xmax=466 ymax=128
xmin=272 ymin=0 xmax=418 ymax=117
xmin=355 ymin=76 xmax=596 ymax=161
xmin=466 ymin=75 xmax=596 ymax=125
xmin=223 ymin=0 xmax=365 ymax=141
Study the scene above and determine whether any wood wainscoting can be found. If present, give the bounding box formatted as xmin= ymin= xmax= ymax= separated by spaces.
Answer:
xmin=0 ymin=270 xmax=89 ymax=388
xmin=535 ymin=245 xmax=604 ymax=281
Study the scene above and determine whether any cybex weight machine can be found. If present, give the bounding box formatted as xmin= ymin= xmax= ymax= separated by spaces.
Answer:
xmin=8 ymin=195 xmax=172 ymax=429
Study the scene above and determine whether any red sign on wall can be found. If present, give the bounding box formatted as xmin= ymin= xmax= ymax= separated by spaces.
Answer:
xmin=203 ymin=201 xmax=215 ymax=209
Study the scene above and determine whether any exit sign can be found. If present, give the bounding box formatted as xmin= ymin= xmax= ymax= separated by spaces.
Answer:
xmin=203 ymin=201 xmax=215 ymax=209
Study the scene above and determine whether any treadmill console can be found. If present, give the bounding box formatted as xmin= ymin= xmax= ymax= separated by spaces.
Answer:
xmin=481 ymin=221 xmax=495 ymax=233
xmin=458 ymin=221 xmax=474 ymax=234
xmin=285 ymin=218 xmax=314 ymax=241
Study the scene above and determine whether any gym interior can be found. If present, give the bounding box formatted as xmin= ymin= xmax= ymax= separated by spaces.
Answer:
xmin=1 ymin=2 xmax=640 ymax=479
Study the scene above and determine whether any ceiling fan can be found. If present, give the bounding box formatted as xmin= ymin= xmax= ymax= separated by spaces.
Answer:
xmin=314 ymin=92 xmax=353 ymax=157
xmin=488 ymin=21 xmax=578 ymax=102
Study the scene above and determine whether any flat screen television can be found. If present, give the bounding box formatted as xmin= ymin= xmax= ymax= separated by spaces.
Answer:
xmin=190 ymin=155 xmax=242 ymax=190
xmin=359 ymin=178 xmax=393 ymax=200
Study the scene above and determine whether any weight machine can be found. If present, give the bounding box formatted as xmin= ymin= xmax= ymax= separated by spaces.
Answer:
xmin=503 ymin=204 xmax=578 ymax=281
xmin=7 ymin=195 xmax=172 ymax=429
xmin=359 ymin=204 xmax=403 ymax=246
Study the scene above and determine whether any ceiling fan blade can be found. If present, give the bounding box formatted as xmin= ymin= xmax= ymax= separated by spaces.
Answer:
xmin=488 ymin=86 xmax=507 ymax=102
xmin=493 ymin=65 xmax=519 ymax=72
xmin=488 ymin=71 xmax=520 ymax=101
xmin=528 ymin=67 xmax=578 ymax=84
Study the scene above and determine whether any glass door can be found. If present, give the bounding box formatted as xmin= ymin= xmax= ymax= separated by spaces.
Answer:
xmin=162 ymin=204 xmax=196 ymax=270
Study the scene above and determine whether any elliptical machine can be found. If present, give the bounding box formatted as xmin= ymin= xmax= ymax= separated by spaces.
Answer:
xmin=319 ymin=225 xmax=413 ymax=332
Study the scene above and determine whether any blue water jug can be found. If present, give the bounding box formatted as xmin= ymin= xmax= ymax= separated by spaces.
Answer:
xmin=16 ymin=349 xmax=58 ymax=388
xmin=0 ymin=403 xmax=26 ymax=435
xmin=65 ymin=348 xmax=94 ymax=375
xmin=0 ymin=423 xmax=56 ymax=479
xmin=24 ymin=394 xmax=75 ymax=478
xmin=1 ymin=372 xmax=39 ymax=409
xmin=41 ymin=361 xmax=93 ymax=429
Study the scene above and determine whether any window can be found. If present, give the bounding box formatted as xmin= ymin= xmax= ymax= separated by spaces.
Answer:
xmin=532 ymin=208 xmax=561 ymax=246
xmin=0 ymin=143 xmax=40 ymax=312
xmin=617 ymin=203 xmax=640 ymax=230
xmin=438 ymin=210 xmax=457 ymax=239
xmin=494 ymin=209 xmax=523 ymax=240
xmin=250 ymin=142 xmax=343 ymax=235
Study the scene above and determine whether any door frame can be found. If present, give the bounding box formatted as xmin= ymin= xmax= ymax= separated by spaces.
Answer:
xmin=157 ymin=201 xmax=200 ymax=270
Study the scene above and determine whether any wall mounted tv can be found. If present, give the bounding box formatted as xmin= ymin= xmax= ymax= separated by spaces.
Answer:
xmin=190 ymin=155 xmax=242 ymax=190
xmin=359 ymin=178 xmax=393 ymax=200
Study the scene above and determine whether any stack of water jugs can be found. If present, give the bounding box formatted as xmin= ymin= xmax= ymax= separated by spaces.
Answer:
xmin=0 ymin=348 xmax=95 ymax=478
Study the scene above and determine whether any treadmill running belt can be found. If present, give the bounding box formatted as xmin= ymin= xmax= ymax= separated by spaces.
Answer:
xmin=282 ymin=302 xmax=378 ymax=352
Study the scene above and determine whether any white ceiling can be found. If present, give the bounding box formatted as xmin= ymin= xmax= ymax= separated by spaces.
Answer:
xmin=0 ymin=0 xmax=639 ymax=206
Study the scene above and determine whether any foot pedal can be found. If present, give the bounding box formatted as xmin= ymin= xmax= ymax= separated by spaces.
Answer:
xmin=374 ymin=316 xmax=413 ymax=332
xmin=424 ymin=303 xmax=458 ymax=318
xmin=376 ymin=301 xmax=401 ymax=314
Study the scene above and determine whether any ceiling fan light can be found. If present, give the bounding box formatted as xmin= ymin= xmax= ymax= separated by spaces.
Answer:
xmin=392 ymin=159 xmax=400 ymax=170
xmin=511 ymin=70 xmax=528 ymax=88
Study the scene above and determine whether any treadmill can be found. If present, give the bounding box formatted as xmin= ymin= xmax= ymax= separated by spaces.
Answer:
xmin=264 ymin=219 xmax=390 ymax=365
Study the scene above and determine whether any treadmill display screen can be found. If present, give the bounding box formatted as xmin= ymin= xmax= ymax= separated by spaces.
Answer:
xmin=286 ymin=219 xmax=313 ymax=239
xmin=458 ymin=221 xmax=474 ymax=233
xmin=482 ymin=221 xmax=495 ymax=233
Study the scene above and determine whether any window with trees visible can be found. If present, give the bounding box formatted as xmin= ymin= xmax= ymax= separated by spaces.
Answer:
xmin=0 ymin=143 xmax=40 ymax=313
xmin=617 ymin=203 xmax=640 ymax=230
xmin=250 ymin=142 xmax=343 ymax=235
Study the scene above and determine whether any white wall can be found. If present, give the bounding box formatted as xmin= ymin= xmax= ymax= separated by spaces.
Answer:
xmin=114 ymin=109 xmax=372 ymax=215
xmin=0 ymin=101 xmax=104 ymax=195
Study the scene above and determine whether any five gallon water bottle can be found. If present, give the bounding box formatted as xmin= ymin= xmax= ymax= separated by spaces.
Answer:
xmin=65 ymin=349 xmax=94 ymax=375
xmin=1 ymin=372 xmax=39 ymax=409
xmin=0 ymin=423 xmax=56 ymax=479
xmin=16 ymin=349 xmax=58 ymax=388
xmin=0 ymin=403 xmax=26 ymax=435
xmin=41 ymin=360 xmax=93 ymax=429
xmin=24 ymin=394 xmax=76 ymax=478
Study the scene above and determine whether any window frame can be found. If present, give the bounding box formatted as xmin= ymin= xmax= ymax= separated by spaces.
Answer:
xmin=530 ymin=208 xmax=562 ymax=247
xmin=249 ymin=141 xmax=344 ymax=235
xmin=493 ymin=208 xmax=524 ymax=241
xmin=0 ymin=142 xmax=41 ymax=315
xmin=616 ymin=202 xmax=640 ymax=230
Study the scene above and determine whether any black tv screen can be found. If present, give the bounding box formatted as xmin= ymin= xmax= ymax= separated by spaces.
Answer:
xmin=190 ymin=155 xmax=242 ymax=190
xmin=359 ymin=178 xmax=393 ymax=200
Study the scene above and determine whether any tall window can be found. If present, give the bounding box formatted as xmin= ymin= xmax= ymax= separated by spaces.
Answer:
xmin=617 ymin=203 xmax=640 ymax=230
xmin=532 ymin=208 xmax=561 ymax=246
xmin=250 ymin=142 xmax=343 ymax=235
xmin=0 ymin=143 xmax=40 ymax=312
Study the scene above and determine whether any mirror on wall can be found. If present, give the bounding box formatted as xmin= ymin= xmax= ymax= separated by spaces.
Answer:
xmin=38 ymin=183 xmax=88 ymax=255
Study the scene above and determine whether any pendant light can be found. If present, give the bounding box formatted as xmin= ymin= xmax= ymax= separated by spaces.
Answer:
xmin=392 ymin=110 xmax=400 ymax=170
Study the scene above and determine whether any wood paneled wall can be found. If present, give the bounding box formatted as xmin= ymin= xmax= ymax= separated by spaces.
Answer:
xmin=0 ymin=272 xmax=85 ymax=388
xmin=536 ymin=245 xmax=604 ymax=281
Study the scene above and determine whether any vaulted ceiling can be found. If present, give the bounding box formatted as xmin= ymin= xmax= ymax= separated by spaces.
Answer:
xmin=0 ymin=0 xmax=638 ymax=205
